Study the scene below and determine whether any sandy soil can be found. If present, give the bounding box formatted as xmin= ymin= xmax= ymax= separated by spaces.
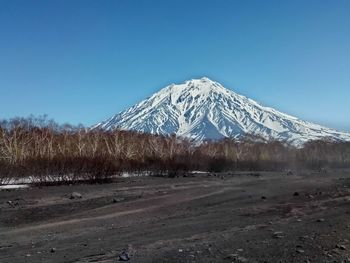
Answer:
xmin=0 ymin=170 xmax=350 ymax=263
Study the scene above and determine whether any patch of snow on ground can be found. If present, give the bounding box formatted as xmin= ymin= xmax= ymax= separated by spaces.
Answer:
xmin=0 ymin=184 xmax=29 ymax=190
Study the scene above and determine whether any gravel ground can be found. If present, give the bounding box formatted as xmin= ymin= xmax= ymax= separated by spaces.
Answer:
xmin=0 ymin=170 xmax=350 ymax=263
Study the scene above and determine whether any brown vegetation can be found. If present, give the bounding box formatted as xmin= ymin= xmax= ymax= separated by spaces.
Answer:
xmin=1 ymin=116 xmax=350 ymax=184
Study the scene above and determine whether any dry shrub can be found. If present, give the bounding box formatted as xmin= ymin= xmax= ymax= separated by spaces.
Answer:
xmin=0 ymin=116 xmax=350 ymax=184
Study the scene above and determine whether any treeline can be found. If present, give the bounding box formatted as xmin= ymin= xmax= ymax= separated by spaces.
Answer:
xmin=0 ymin=116 xmax=350 ymax=184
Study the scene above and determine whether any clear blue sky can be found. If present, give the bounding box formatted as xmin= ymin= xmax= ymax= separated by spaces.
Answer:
xmin=0 ymin=0 xmax=349 ymax=131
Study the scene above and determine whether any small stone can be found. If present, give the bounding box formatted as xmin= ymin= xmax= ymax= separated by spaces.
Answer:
xmin=261 ymin=196 xmax=267 ymax=200
xmin=113 ymin=197 xmax=125 ymax=203
xmin=296 ymin=249 xmax=305 ymax=254
xmin=316 ymin=218 xmax=325 ymax=222
xmin=236 ymin=256 xmax=249 ymax=263
xmin=332 ymin=248 xmax=341 ymax=254
xmin=273 ymin=231 xmax=284 ymax=238
xmin=50 ymin=248 xmax=56 ymax=253
xmin=294 ymin=192 xmax=299 ymax=196
xmin=336 ymin=244 xmax=346 ymax=250
xmin=224 ymin=253 xmax=238 ymax=259
xmin=69 ymin=192 xmax=82 ymax=199
xmin=178 ymin=249 xmax=183 ymax=253
xmin=118 ymin=251 xmax=130 ymax=261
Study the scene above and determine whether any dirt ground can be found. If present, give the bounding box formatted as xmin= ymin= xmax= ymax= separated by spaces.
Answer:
xmin=0 ymin=170 xmax=350 ymax=263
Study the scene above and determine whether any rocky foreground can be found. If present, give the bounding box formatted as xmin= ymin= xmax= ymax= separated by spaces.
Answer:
xmin=0 ymin=170 xmax=350 ymax=263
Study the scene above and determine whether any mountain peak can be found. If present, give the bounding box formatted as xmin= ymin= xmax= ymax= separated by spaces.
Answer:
xmin=198 ymin=76 xmax=214 ymax=82
xmin=190 ymin=77 xmax=221 ymax=87
xmin=187 ymin=76 xmax=213 ymax=82
xmin=171 ymin=77 xmax=229 ymax=96
xmin=93 ymin=78 xmax=350 ymax=146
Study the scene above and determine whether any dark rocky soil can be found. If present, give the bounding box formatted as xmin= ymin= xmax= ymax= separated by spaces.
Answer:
xmin=0 ymin=170 xmax=350 ymax=263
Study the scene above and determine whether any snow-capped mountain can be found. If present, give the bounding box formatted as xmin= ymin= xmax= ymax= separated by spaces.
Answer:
xmin=93 ymin=77 xmax=350 ymax=146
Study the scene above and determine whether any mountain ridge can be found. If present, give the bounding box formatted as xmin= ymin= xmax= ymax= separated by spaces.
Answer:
xmin=93 ymin=77 xmax=350 ymax=146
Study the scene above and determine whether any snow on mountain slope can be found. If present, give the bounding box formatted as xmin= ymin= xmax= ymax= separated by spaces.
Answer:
xmin=93 ymin=77 xmax=350 ymax=146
